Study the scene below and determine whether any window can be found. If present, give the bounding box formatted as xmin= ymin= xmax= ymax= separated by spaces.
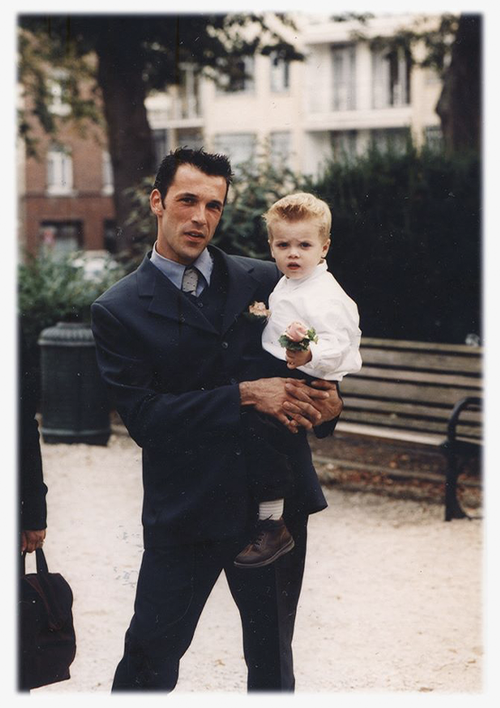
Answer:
xmin=102 ymin=151 xmax=113 ymax=194
xmin=176 ymin=64 xmax=201 ymax=119
xmin=270 ymin=53 xmax=290 ymax=93
xmin=39 ymin=221 xmax=82 ymax=255
xmin=370 ymin=128 xmax=410 ymax=154
xmin=331 ymin=130 xmax=358 ymax=162
xmin=46 ymin=145 xmax=73 ymax=194
xmin=372 ymin=48 xmax=411 ymax=108
xmin=217 ymin=56 xmax=255 ymax=94
xmin=332 ymin=45 xmax=356 ymax=111
xmin=213 ymin=133 xmax=256 ymax=170
xmin=153 ymin=129 xmax=171 ymax=166
xmin=48 ymin=69 xmax=71 ymax=116
xmin=104 ymin=219 xmax=118 ymax=254
xmin=424 ymin=126 xmax=443 ymax=151
xmin=176 ymin=128 xmax=204 ymax=151
xmin=270 ymin=132 xmax=291 ymax=166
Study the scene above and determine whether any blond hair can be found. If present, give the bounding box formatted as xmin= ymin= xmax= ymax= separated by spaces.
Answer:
xmin=263 ymin=192 xmax=332 ymax=242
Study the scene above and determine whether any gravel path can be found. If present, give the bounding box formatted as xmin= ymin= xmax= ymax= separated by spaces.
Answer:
xmin=30 ymin=432 xmax=483 ymax=695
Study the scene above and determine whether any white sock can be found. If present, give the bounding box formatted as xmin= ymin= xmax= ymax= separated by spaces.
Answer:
xmin=258 ymin=499 xmax=284 ymax=521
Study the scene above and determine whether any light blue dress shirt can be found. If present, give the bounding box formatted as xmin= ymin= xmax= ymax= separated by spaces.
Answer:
xmin=150 ymin=243 xmax=214 ymax=297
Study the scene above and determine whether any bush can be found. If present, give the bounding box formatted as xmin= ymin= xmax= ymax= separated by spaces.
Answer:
xmin=214 ymin=156 xmax=304 ymax=258
xmin=18 ymin=250 xmax=125 ymax=361
xmin=307 ymin=145 xmax=481 ymax=343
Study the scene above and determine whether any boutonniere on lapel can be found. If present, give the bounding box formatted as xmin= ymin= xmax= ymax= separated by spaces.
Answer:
xmin=242 ymin=301 xmax=270 ymax=323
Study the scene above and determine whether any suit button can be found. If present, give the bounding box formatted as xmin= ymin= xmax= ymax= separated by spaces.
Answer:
xmin=230 ymin=378 xmax=237 ymax=385
xmin=221 ymin=341 xmax=229 ymax=349
xmin=235 ymin=448 xmax=242 ymax=456
xmin=197 ymin=301 xmax=204 ymax=308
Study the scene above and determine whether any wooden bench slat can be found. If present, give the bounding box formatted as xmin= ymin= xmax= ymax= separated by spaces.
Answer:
xmin=348 ymin=366 xmax=482 ymax=388
xmin=340 ymin=409 xmax=482 ymax=440
xmin=342 ymin=396 xmax=483 ymax=424
xmin=335 ymin=421 xmax=445 ymax=446
xmin=361 ymin=337 xmax=483 ymax=356
xmin=341 ymin=378 xmax=482 ymax=406
xmin=359 ymin=348 xmax=482 ymax=374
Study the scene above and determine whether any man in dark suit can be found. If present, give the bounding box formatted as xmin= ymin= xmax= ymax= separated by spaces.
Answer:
xmin=91 ymin=148 xmax=342 ymax=692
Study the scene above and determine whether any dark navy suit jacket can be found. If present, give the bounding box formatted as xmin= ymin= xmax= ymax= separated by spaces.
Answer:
xmin=91 ymin=247 xmax=328 ymax=547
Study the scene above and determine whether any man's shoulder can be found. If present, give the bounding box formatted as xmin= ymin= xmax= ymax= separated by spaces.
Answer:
xmin=227 ymin=253 xmax=278 ymax=279
xmin=93 ymin=268 xmax=139 ymax=310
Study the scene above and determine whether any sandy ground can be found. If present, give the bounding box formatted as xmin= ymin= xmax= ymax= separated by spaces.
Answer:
xmin=26 ymin=431 xmax=484 ymax=696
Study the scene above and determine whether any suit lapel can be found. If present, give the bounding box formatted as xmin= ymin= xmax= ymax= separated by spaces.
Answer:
xmin=135 ymin=250 xmax=262 ymax=336
xmin=216 ymin=248 xmax=261 ymax=335
xmin=136 ymin=254 xmax=218 ymax=334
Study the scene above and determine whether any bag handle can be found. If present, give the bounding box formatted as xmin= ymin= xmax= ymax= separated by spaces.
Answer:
xmin=22 ymin=548 xmax=49 ymax=576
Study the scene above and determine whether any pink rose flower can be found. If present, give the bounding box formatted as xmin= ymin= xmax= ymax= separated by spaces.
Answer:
xmin=248 ymin=301 xmax=269 ymax=317
xmin=285 ymin=321 xmax=309 ymax=342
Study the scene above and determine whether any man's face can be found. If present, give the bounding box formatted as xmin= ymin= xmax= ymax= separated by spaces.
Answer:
xmin=150 ymin=164 xmax=227 ymax=265
xmin=269 ymin=219 xmax=330 ymax=280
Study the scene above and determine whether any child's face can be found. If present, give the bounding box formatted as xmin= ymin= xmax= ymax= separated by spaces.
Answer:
xmin=269 ymin=219 xmax=330 ymax=280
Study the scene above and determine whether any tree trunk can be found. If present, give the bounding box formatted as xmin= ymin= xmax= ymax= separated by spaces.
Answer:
xmin=95 ymin=24 xmax=157 ymax=253
xmin=436 ymin=14 xmax=482 ymax=154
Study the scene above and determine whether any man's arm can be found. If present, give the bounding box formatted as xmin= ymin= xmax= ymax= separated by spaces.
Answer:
xmin=281 ymin=379 xmax=344 ymax=437
xmin=239 ymin=377 xmax=331 ymax=432
xmin=92 ymin=302 xmax=328 ymax=447
xmin=92 ymin=302 xmax=242 ymax=449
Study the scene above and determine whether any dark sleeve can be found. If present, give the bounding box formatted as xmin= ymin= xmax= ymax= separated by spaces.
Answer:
xmin=313 ymin=418 xmax=340 ymax=439
xmin=19 ymin=327 xmax=47 ymax=530
xmin=313 ymin=382 xmax=343 ymax=439
xmin=91 ymin=302 xmax=242 ymax=451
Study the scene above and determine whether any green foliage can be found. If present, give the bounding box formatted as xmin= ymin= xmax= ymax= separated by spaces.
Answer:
xmin=18 ymin=27 xmax=102 ymax=159
xmin=18 ymin=14 xmax=303 ymax=159
xmin=351 ymin=13 xmax=460 ymax=76
xmin=306 ymin=143 xmax=481 ymax=343
xmin=214 ymin=154 xmax=304 ymax=258
xmin=18 ymin=250 xmax=125 ymax=354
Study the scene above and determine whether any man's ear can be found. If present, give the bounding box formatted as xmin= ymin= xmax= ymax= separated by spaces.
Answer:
xmin=150 ymin=189 xmax=163 ymax=217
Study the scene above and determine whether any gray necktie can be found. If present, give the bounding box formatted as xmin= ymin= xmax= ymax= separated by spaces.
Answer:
xmin=181 ymin=266 xmax=199 ymax=296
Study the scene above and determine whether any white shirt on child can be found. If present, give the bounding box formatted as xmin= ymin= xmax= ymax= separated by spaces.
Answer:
xmin=261 ymin=261 xmax=362 ymax=381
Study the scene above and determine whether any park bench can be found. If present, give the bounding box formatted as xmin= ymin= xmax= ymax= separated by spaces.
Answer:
xmin=335 ymin=337 xmax=483 ymax=521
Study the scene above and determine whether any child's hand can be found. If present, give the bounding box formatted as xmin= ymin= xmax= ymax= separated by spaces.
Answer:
xmin=286 ymin=347 xmax=312 ymax=369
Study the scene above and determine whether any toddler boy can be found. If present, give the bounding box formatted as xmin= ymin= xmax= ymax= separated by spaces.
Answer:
xmin=234 ymin=193 xmax=362 ymax=569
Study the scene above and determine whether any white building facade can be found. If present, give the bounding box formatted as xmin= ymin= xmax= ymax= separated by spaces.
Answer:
xmin=146 ymin=13 xmax=444 ymax=177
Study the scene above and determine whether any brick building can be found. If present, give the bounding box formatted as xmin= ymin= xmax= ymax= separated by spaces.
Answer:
xmin=18 ymin=84 xmax=116 ymax=257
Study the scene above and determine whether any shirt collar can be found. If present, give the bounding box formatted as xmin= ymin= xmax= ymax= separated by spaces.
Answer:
xmin=150 ymin=243 xmax=214 ymax=289
xmin=283 ymin=260 xmax=328 ymax=287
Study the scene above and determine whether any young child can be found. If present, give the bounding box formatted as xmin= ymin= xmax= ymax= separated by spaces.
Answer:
xmin=234 ymin=192 xmax=362 ymax=569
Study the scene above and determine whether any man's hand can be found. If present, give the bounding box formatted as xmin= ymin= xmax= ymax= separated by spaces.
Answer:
xmin=283 ymin=379 xmax=343 ymax=428
xmin=285 ymin=348 xmax=312 ymax=369
xmin=239 ymin=378 xmax=329 ymax=432
xmin=21 ymin=529 xmax=46 ymax=554
xmin=309 ymin=379 xmax=344 ymax=423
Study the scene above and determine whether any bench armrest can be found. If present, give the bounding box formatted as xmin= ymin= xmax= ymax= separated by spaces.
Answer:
xmin=446 ymin=396 xmax=482 ymax=445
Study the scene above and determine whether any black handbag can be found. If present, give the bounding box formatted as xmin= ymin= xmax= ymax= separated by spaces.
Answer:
xmin=19 ymin=548 xmax=76 ymax=690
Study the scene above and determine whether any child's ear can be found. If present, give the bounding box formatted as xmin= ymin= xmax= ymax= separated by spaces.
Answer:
xmin=321 ymin=239 xmax=331 ymax=257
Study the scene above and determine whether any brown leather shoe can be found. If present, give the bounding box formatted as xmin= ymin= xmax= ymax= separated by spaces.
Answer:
xmin=233 ymin=517 xmax=295 ymax=569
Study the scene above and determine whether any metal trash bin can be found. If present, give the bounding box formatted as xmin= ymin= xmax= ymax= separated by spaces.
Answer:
xmin=38 ymin=322 xmax=110 ymax=445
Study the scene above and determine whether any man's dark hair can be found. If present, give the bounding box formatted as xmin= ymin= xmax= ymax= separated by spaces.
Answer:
xmin=153 ymin=147 xmax=234 ymax=203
